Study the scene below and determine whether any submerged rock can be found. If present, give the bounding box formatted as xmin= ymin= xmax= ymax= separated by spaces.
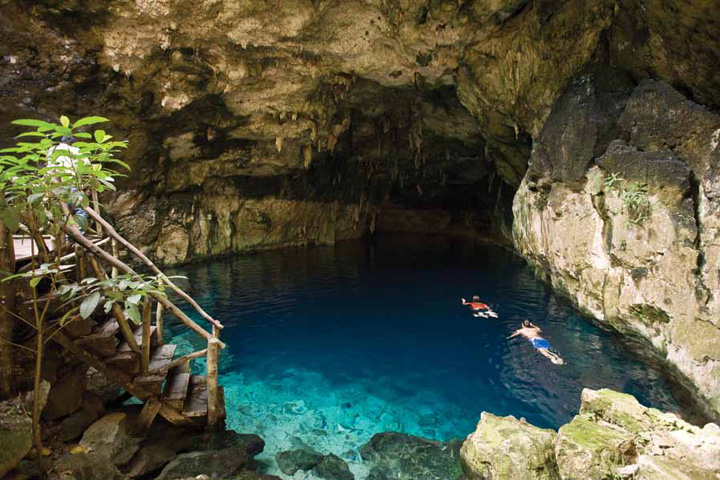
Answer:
xmin=0 ymin=398 xmax=32 ymax=478
xmin=460 ymin=389 xmax=720 ymax=480
xmin=360 ymin=432 xmax=462 ymax=480
xmin=275 ymin=448 xmax=324 ymax=476
xmin=313 ymin=453 xmax=354 ymax=480
xmin=460 ymin=413 xmax=559 ymax=480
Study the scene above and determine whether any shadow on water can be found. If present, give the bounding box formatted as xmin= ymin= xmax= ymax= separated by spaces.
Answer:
xmin=165 ymin=233 xmax=710 ymax=467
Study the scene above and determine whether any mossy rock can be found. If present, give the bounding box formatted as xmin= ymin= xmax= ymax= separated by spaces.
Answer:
xmin=0 ymin=399 xmax=32 ymax=478
xmin=554 ymin=414 xmax=636 ymax=480
xmin=461 ymin=413 xmax=560 ymax=480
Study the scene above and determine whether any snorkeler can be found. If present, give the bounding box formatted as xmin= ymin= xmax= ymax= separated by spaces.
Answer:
xmin=461 ymin=296 xmax=498 ymax=318
xmin=508 ymin=320 xmax=565 ymax=365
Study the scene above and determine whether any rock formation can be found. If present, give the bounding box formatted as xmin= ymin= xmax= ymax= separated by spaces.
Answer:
xmin=460 ymin=388 xmax=720 ymax=480
xmin=513 ymin=75 xmax=720 ymax=415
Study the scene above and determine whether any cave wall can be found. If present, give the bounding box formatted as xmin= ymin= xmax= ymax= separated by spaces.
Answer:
xmin=0 ymin=0 xmax=613 ymax=263
xmin=514 ymin=72 xmax=720 ymax=415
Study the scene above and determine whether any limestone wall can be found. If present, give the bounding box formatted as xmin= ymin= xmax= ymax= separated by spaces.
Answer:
xmin=513 ymin=77 xmax=720 ymax=415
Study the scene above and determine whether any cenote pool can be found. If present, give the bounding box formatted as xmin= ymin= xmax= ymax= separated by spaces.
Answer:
xmin=166 ymin=234 xmax=695 ymax=476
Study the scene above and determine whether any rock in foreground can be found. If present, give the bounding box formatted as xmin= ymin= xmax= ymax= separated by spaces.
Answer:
xmin=360 ymin=432 xmax=462 ymax=480
xmin=461 ymin=389 xmax=720 ymax=480
xmin=460 ymin=413 xmax=559 ymax=480
xmin=0 ymin=398 xmax=32 ymax=478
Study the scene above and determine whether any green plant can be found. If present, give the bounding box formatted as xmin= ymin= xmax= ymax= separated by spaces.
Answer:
xmin=603 ymin=173 xmax=651 ymax=225
xmin=0 ymin=115 xmax=131 ymax=454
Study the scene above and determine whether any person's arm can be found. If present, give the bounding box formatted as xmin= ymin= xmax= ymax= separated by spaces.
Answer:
xmin=507 ymin=330 xmax=521 ymax=339
xmin=461 ymin=298 xmax=468 ymax=305
xmin=528 ymin=321 xmax=541 ymax=331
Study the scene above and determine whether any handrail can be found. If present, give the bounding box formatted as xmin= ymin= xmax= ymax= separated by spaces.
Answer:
xmin=83 ymin=207 xmax=224 ymax=331
xmin=62 ymin=223 xmax=226 ymax=349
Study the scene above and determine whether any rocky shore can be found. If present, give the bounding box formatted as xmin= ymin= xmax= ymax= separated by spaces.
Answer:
xmin=3 ymin=386 xmax=718 ymax=480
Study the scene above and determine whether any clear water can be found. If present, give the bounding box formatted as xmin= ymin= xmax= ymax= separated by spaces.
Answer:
xmin=166 ymin=234 xmax=695 ymax=477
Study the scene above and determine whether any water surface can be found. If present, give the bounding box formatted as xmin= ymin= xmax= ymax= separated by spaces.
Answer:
xmin=167 ymin=234 xmax=693 ymax=476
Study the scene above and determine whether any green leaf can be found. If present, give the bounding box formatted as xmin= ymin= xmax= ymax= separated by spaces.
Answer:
xmin=12 ymin=119 xmax=54 ymax=128
xmin=15 ymin=132 xmax=46 ymax=138
xmin=127 ymin=293 xmax=142 ymax=305
xmin=28 ymin=192 xmax=44 ymax=204
xmin=60 ymin=115 xmax=70 ymax=127
xmin=73 ymin=116 xmax=109 ymax=128
xmin=126 ymin=303 xmax=141 ymax=324
xmin=80 ymin=291 xmax=101 ymax=319
xmin=0 ymin=207 xmax=21 ymax=232
xmin=94 ymin=130 xmax=106 ymax=142
xmin=104 ymin=300 xmax=114 ymax=314
xmin=29 ymin=277 xmax=41 ymax=288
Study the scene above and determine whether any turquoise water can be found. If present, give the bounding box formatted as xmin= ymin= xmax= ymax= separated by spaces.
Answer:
xmin=167 ymin=234 xmax=694 ymax=477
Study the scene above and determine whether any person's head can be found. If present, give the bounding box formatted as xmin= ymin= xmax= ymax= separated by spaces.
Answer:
xmin=522 ymin=320 xmax=531 ymax=328
xmin=60 ymin=135 xmax=76 ymax=144
xmin=472 ymin=295 xmax=480 ymax=302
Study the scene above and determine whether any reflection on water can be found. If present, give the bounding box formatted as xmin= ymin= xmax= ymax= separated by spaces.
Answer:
xmin=166 ymin=234 xmax=700 ymax=477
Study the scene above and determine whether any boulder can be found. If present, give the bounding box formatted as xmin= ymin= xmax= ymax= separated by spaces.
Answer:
xmin=361 ymin=432 xmax=462 ymax=480
xmin=58 ymin=410 xmax=98 ymax=442
xmin=0 ymin=398 xmax=32 ymax=478
xmin=275 ymin=448 xmax=324 ymax=476
xmin=125 ymin=444 xmax=177 ymax=478
xmin=554 ymin=414 xmax=636 ymax=479
xmin=312 ymin=453 xmax=354 ymax=480
xmin=79 ymin=412 xmax=141 ymax=466
xmin=154 ymin=447 xmax=253 ymax=480
xmin=460 ymin=413 xmax=559 ymax=480
xmin=53 ymin=452 xmax=125 ymax=480
xmin=44 ymin=368 xmax=86 ymax=421
xmin=85 ymin=367 xmax=122 ymax=404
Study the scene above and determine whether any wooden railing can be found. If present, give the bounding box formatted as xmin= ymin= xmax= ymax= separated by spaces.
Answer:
xmin=58 ymin=199 xmax=224 ymax=425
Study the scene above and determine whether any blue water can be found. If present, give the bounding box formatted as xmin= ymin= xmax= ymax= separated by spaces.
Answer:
xmin=166 ymin=234 xmax=693 ymax=476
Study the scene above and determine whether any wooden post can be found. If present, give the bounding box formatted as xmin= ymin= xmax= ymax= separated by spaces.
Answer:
xmin=75 ymin=245 xmax=86 ymax=280
xmin=135 ymin=397 xmax=161 ymax=432
xmin=206 ymin=338 xmax=220 ymax=426
xmin=0 ymin=214 xmax=16 ymax=398
xmin=91 ymin=189 xmax=102 ymax=235
xmin=87 ymin=255 xmax=140 ymax=353
xmin=155 ymin=279 xmax=164 ymax=346
xmin=141 ymin=299 xmax=152 ymax=375
xmin=212 ymin=324 xmax=220 ymax=340
xmin=110 ymin=238 xmax=119 ymax=278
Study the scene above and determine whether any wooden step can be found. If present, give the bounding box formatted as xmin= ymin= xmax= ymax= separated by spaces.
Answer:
xmin=148 ymin=344 xmax=177 ymax=373
xmin=75 ymin=331 xmax=117 ymax=357
xmin=106 ymin=351 xmax=140 ymax=375
xmin=129 ymin=344 xmax=178 ymax=395
xmin=118 ymin=326 xmax=157 ymax=353
xmin=183 ymin=375 xmax=208 ymax=418
xmin=95 ymin=319 xmax=120 ymax=336
xmin=62 ymin=317 xmax=92 ymax=338
xmin=163 ymin=363 xmax=190 ymax=411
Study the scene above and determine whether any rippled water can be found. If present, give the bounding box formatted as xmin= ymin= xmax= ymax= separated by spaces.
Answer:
xmin=166 ymin=234 xmax=696 ymax=476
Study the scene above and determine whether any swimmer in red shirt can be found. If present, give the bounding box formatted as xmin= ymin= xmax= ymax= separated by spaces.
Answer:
xmin=461 ymin=296 xmax=498 ymax=318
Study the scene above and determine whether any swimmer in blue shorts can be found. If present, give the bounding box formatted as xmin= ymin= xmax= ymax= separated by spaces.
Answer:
xmin=508 ymin=320 xmax=565 ymax=365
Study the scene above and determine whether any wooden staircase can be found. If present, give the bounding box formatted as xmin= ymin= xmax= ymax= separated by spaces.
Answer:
xmin=20 ymin=205 xmax=227 ymax=429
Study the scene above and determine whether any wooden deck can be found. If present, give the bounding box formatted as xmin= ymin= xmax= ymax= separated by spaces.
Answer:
xmin=13 ymin=236 xmax=55 ymax=262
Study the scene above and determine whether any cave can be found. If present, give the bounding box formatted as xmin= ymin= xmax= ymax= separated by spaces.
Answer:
xmin=2 ymin=1 xmax=720 ymax=479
